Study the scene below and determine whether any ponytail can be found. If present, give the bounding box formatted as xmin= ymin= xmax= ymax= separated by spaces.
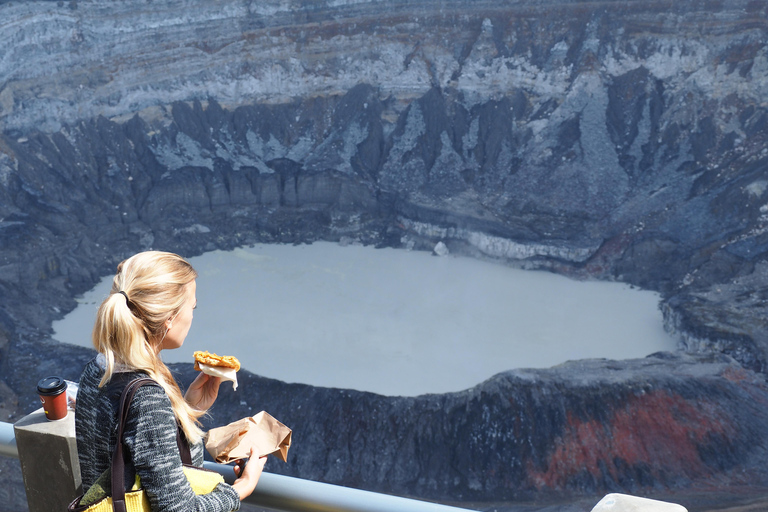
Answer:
xmin=92 ymin=251 xmax=204 ymax=443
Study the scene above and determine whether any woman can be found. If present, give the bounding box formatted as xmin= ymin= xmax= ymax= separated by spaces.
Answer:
xmin=75 ymin=251 xmax=265 ymax=512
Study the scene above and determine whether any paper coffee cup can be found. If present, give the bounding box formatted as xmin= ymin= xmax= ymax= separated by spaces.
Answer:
xmin=37 ymin=376 xmax=68 ymax=421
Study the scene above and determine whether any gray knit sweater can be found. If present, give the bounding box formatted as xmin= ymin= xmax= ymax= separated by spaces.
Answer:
xmin=75 ymin=357 xmax=241 ymax=512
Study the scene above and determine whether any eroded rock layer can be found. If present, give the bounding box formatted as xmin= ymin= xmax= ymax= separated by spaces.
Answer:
xmin=1 ymin=0 xmax=767 ymax=508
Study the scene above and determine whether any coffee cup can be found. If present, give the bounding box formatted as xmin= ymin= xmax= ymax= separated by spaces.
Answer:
xmin=37 ymin=376 xmax=68 ymax=421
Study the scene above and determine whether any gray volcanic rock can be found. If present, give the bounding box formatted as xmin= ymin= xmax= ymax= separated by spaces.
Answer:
xmin=1 ymin=0 xmax=768 ymax=509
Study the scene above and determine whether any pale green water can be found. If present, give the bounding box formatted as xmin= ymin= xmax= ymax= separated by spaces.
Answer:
xmin=53 ymin=242 xmax=677 ymax=396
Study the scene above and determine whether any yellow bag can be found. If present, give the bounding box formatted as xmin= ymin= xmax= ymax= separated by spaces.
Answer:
xmin=68 ymin=378 xmax=225 ymax=512
xmin=71 ymin=466 xmax=224 ymax=512
xmin=70 ymin=473 xmax=150 ymax=512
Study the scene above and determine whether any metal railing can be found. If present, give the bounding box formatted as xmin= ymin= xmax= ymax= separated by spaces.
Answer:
xmin=0 ymin=420 xmax=17 ymax=457
xmin=205 ymin=460 xmax=476 ymax=512
xmin=1 ymin=420 xmax=477 ymax=512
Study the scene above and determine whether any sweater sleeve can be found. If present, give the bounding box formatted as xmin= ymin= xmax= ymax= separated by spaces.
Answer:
xmin=123 ymin=384 xmax=241 ymax=512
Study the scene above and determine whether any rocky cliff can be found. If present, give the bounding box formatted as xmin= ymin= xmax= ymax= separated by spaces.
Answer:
xmin=1 ymin=0 xmax=768 ymax=510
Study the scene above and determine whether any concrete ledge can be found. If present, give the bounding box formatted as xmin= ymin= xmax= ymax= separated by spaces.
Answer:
xmin=14 ymin=408 xmax=82 ymax=512
xmin=591 ymin=493 xmax=687 ymax=511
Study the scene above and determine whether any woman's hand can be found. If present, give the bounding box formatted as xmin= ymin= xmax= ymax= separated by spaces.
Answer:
xmin=184 ymin=372 xmax=221 ymax=411
xmin=232 ymin=448 xmax=267 ymax=501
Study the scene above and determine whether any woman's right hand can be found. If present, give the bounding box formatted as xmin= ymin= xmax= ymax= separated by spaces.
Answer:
xmin=231 ymin=448 xmax=267 ymax=501
xmin=184 ymin=372 xmax=222 ymax=412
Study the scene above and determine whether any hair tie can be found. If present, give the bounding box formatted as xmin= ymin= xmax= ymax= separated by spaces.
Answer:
xmin=118 ymin=290 xmax=131 ymax=304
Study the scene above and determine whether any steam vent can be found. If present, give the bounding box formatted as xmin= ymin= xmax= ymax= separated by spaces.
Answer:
xmin=1 ymin=0 xmax=768 ymax=510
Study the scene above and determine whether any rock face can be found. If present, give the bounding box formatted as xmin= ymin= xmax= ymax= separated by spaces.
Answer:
xmin=1 ymin=0 xmax=768 ymax=509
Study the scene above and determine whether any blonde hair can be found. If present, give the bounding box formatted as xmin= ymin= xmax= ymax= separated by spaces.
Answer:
xmin=92 ymin=251 xmax=203 ymax=442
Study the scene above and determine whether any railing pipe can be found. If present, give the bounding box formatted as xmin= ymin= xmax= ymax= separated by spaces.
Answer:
xmin=204 ymin=461 xmax=479 ymax=512
xmin=0 ymin=420 xmax=18 ymax=457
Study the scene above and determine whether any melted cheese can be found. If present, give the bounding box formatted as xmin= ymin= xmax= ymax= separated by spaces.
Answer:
xmin=198 ymin=362 xmax=239 ymax=390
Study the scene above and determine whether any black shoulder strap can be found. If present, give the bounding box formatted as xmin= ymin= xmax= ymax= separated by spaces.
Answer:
xmin=111 ymin=377 xmax=155 ymax=512
xmin=177 ymin=424 xmax=192 ymax=465
xmin=109 ymin=376 xmax=193 ymax=512
xmin=109 ymin=377 xmax=194 ymax=512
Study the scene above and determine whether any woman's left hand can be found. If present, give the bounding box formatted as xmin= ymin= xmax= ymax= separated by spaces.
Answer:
xmin=185 ymin=372 xmax=222 ymax=411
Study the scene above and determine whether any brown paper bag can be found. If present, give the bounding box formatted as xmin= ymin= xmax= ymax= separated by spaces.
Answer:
xmin=205 ymin=411 xmax=292 ymax=463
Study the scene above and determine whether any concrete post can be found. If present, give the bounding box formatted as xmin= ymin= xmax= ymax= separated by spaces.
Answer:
xmin=14 ymin=408 xmax=82 ymax=512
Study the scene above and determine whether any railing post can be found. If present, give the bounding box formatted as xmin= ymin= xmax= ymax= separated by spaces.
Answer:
xmin=13 ymin=408 xmax=82 ymax=512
